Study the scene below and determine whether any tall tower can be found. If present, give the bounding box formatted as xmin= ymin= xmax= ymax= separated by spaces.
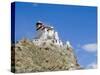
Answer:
xmin=54 ymin=31 xmax=59 ymax=40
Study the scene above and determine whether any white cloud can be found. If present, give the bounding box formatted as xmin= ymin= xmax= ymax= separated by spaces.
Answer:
xmin=87 ymin=62 xmax=97 ymax=69
xmin=82 ymin=43 xmax=97 ymax=52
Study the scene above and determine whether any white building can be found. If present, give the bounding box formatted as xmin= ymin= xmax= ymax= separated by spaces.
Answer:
xmin=33 ymin=21 xmax=71 ymax=47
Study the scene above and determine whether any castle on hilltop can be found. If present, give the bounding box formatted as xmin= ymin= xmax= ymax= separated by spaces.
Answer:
xmin=33 ymin=21 xmax=72 ymax=48
xmin=12 ymin=21 xmax=80 ymax=73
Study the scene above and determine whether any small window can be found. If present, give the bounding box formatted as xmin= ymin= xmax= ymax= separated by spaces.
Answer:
xmin=52 ymin=40 xmax=54 ymax=43
xmin=55 ymin=40 xmax=57 ymax=43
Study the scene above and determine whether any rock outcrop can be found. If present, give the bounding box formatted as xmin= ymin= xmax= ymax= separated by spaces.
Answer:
xmin=11 ymin=38 xmax=80 ymax=73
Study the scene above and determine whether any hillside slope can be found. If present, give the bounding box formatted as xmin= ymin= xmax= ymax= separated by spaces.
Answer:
xmin=11 ymin=38 xmax=80 ymax=73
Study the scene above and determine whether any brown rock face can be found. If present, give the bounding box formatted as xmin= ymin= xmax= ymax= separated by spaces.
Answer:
xmin=11 ymin=38 xmax=80 ymax=73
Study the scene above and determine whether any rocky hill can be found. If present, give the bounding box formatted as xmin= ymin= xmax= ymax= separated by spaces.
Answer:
xmin=11 ymin=21 xmax=81 ymax=73
xmin=11 ymin=38 xmax=80 ymax=73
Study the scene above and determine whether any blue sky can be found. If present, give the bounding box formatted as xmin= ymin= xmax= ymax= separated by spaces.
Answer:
xmin=15 ymin=2 xmax=97 ymax=69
